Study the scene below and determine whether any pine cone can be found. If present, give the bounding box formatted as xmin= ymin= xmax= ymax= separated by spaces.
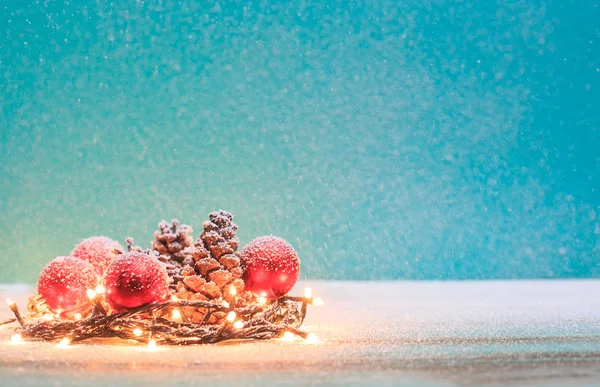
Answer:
xmin=149 ymin=220 xmax=195 ymax=289
xmin=151 ymin=219 xmax=194 ymax=264
xmin=173 ymin=210 xmax=255 ymax=324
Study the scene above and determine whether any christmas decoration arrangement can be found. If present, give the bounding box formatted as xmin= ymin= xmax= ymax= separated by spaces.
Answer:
xmin=2 ymin=211 xmax=323 ymax=347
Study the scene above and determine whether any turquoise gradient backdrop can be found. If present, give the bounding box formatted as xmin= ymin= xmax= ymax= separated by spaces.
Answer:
xmin=1 ymin=0 xmax=598 ymax=283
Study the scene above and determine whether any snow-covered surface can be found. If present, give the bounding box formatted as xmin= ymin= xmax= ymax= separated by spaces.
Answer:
xmin=1 ymin=280 xmax=599 ymax=386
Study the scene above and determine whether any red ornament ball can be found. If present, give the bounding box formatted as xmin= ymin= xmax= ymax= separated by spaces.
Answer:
xmin=71 ymin=236 xmax=123 ymax=277
xmin=103 ymin=252 xmax=169 ymax=312
xmin=240 ymin=236 xmax=301 ymax=298
xmin=37 ymin=256 xmax=98 ymax=314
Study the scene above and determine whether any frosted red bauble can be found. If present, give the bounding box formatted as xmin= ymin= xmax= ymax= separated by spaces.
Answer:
xmin=103 ymin=252 xmax=169 ymax=312
xmin=240 ymin=236 xmax=300 ymax=298
xmin=71 ymin=236 xmax=123 ymax=277
xmin=37 ymin=256 xmax=98 ymax=313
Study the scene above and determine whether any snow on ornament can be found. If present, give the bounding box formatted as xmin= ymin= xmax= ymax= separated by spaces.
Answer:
xmin=103 ymin=252 xmax=170 ymax=312
xmin=37 ymin=256 xmax=98 ymax=314
xmin=71 ymin=236 xmax=123 ymax=277
xmin=240 ymin=236 xmax=301 ymax=298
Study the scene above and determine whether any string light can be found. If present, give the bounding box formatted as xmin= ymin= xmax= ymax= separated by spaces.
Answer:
xmin=279 ymin=331 xmax=296 ymax=342
xmin=6 ymin=298 xmax=25 ymax=327
xmin=10 ymin=334 xmax=22 ymax=344
xmin=226 ymin=311 xmax=236 ymax=323
xmin=304 ymin=287 xmax=312 ymax=298
xmin=86 ymin=289 xmax=97 ymax=300
xmin=2 ymin=289 xmax=321 ymax=345
xmin=170 ymin=295 xmax=179 ymax=302
xmin=95 ymin=285 xmax=106 ymax=294
xmin=87 ymin=288 xmax=107 ymax=315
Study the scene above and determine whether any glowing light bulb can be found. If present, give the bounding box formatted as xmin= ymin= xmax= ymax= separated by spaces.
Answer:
xmin=260 ymin=291 xmax=267 ymax=297
xmin=58 ymin=338 xmax=70 ymax=348
xmin=226 ymin=311 xmax=236 ymax=323
xmin=86 ymin=289 xmax=96 ymax=300
xmin=133 ymin=328 xmax=143 ymax=337
xmin=170 ymin=295 xmax=179 ymax=302
xmin=280 ymin=331 xmax=295 ymax=342
xmin=304 ymin=287 xmax=312 ymax=298
xmin=42 ymin=314 xmax=54 ymax=321
xmin=95 ymin=284 xmax=106 ymax=294
xmin=257 ymin=297 xmax=267 ymax=305
xmin=233 ymin=320 xmax=244 ymax=329
xmin=148 ymin=339 xmax=157 ymax=351
xmin=172 ymin=309 xmax=181 ymax=319
xmin=74 ymin=313 xmax=82 ymax=320
xmin=312 ymin=297 xmax=324 ymax=306
xmin=222 ymin=301 xmax=230 ymax=309
xmin=229 ymin=285 xmax=237 ymax=296
xmin=11 ymin=334 xmax=22 ymax=344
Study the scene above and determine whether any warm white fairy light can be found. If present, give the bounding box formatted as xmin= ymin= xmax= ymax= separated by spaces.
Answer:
xmin=87 ymin=288 xmax=107 ymax=315
xmin=6 ymin=297 xmax=25 ymax=327
xmin=280 ymin=331 xmax=295 ymax=342
xmin=304 ymin=287 xmax=312 ymax=298
xmin=86 ymin=289 xmax=97 ymax=300
xmin=2 ymin=276 xmax=321 ymax=345
xmin=226 ymin=311 xmax=236 ymax=323
xmin=10 ymin=334 xmax=22 ymax=344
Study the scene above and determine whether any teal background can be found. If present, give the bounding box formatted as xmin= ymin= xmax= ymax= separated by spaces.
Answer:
xmin=0 ymin=0 xmax=598 ymax=283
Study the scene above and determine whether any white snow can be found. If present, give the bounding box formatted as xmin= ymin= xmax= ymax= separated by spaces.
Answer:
xmin=1 ymin=280 xmax=599 ymax=386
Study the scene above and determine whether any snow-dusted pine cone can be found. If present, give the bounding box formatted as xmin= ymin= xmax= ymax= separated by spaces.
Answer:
xmin=152 ymin=219 xmax=194 ymax=264
xmin=173 ymin=210 xmax=255 ymax=324
xmin=147 ymin=220 xmax=195 ymax=289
